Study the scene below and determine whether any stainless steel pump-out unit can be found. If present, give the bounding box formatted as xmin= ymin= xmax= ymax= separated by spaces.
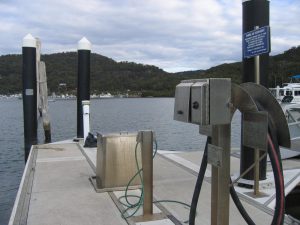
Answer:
xmin=174 ymin=78 xmax=232 ymax=225
xmin=173 ymin=78 xmax=291 ymax=225
xmin=95 ymin=132 xmax=142 ymax=190
xmin=174 ymin=78 xmax=231 ymax=126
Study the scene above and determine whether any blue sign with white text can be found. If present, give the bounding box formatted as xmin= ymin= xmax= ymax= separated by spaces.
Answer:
xmin=243 ymin=26 xmax=270 ymax=58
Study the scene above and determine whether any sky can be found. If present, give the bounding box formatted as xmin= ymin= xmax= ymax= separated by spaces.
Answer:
xmin=0 ymin=0 xmax=299 ymax=72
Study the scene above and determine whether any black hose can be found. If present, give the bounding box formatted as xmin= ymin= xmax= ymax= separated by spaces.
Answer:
xmin=257 ymin=102 xmax=285 ymax=225
xmin=230 ymin=178 xmax=255 ymax=225
xmin=188 ymin=134 xmax=256 ymax=225
xmin=267 ymin=131 xmax=285 ymax=225
xmin=189 ymin=136 xmax=210 ymax=225
xmin=268 ymin=119 xmax=284 ymax=170
xmin=189 ymin=126 xmax=285 ymax=225
xmin=230 ymin=116 xmax=284 ymax=225
xmin=229 ymin=130 xmax=285 ymax=225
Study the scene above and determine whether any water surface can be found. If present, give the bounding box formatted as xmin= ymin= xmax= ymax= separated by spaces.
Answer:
xmin=0 ymin=98 xmax=241 ymax=224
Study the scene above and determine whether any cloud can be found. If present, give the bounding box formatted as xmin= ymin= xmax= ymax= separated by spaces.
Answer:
xmin=270 ymin=1 xmax=300 ymax=54
xmin=0 ymin=0 xmax=299 ymax=72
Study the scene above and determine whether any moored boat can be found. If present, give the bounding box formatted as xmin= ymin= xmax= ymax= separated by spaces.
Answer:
xmin=270 ymin=75 xmax=300 ymax=104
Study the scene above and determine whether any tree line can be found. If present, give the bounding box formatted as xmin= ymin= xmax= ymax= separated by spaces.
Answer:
xmin=0 ymin=46 xmax=299 ymax=96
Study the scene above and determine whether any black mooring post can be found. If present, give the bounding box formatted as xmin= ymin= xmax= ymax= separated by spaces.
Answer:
xmin=22 ymin=34 xmax=38 ymax=162
xmin=77 ymin=37 xmax=91 ymax=138
xmin=240 ymin=0 xmax=269 ymax=181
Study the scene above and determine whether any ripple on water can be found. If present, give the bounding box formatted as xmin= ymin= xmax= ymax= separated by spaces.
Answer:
xmin=0 ymin=98 xmax=243 ymax=224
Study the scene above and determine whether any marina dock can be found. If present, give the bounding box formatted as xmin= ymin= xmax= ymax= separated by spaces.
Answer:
xmin=2 ymin=1 xmax=300 ymax=225
xmin=9 ymin=141 xmax=300 ymax=225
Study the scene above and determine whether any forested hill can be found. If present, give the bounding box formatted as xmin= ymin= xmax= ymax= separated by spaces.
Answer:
xmin=0 ymin=52 xmax=186 ymax=96
xmin=0 ymin=46 xmax=299 ymax=96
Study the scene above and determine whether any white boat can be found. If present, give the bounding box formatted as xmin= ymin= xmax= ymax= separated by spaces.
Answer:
xmin=280 ymin=102 xmax=300 ymax=151
xmin=270 ymin=75 xmax=300 ymax=104
xmin=269 ymin=75 xmax=300 ymax=150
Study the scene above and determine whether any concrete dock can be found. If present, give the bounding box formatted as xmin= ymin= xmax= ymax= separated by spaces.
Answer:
xmin=9 ymin=141 xmax=300 ymax=225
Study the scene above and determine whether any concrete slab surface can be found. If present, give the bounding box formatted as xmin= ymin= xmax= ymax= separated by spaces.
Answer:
xmin=27 ymin=143 xmax=127 ymax=225
xmin=10 ymin=143 xmax=300 ymax=225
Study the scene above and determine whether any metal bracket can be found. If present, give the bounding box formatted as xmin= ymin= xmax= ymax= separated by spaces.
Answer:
xmin=243 ymin=111 xmax=268 ymax=151
xmin=199 ymin=125 xmax=212 ymax=136
xmin=241 ymin=82 xmax=291 ymax=148
xmin=207 ymin=144 xmax=223 ymax=168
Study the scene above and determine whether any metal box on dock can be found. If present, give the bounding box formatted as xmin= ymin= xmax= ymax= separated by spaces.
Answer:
xmin=96 ymin=132 xmax=142 ymax=189
xmin=174 ymin=78 xmax=231 ymax=125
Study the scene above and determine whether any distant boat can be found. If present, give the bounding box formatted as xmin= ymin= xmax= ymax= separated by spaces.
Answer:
xmin=100 ymin=93 xmax=113 ymax=98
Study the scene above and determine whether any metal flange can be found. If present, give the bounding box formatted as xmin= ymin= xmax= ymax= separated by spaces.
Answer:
xmin=231 ymin=83 xmax=259 ymax=115
xmin=241 ymin=82 xmax=291 ymax=148
xmin=200 ymin=83 xmax=259 ymax=136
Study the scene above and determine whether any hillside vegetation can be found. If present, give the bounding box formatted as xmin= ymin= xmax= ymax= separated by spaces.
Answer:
xmin=0 ymin=46 xmax=299 ymax=96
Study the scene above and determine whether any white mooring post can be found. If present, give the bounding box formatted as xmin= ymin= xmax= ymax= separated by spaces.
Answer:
xmin=82 ymin=100 xmax=90 ymax=142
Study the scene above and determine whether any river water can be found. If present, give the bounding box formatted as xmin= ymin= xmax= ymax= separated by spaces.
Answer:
xmin=0 ymin=98 xmax=241 ymax=224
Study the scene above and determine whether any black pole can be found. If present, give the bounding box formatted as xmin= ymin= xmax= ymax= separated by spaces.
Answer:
xmin=77 ymin=38 xmax=91 ymax=138
xmin=240 ymin=0 xmax=269 ymax=181
xmin=22 ymin=34 xmax=37 ymax=162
